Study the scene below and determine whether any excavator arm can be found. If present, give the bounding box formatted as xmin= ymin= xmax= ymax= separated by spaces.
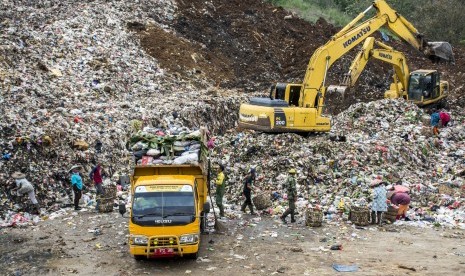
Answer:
xmin=238 ymin=0 xmax=453 ymax=133
xmin=301 ymin=0 xmax=452 ymax=115
xmin=329 ymin=36 xmax=409 ymax=99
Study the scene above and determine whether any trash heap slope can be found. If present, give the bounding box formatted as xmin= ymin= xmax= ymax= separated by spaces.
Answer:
xmin=0 ymin=0 xmax=244 ymax=216
xmin=211 ymin=99 xmax=465 ymax=227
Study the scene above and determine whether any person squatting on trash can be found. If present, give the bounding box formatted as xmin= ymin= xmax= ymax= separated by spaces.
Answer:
xmin=215 ymin=164 xmax=226 ymax=217
xmin=439 ymin=111 xmax=451 ymax=127
xmin=387 ymin=187 xmax=411 ymax=221
xmin=89 ymin=161 xmax=105 ymax=211
xmin=430 ymin=110 xmax=440 ymax=135
xmin=281 ymin=168 xmax=298 ymax=224
xmin=241 ymin=168 xmax=256 ymax=215
xmin=370 ymin=179 xmax=387 ymax=225
xmin=11 ymin=172 xmax=40 ymax=214
xmin=70 ymin=165 xmax=84 ymax=211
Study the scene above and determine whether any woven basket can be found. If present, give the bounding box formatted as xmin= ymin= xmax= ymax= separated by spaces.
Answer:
xmin=252 ymin=193 xmax=272 ymax=210
xmin=97 ymin=185 xmax=117 ymax=213
xmin=305 ymin=209 xmax=323 ymax=227
xmin=384 ymin=206 xmax=398 ymax=223
xmin=349 ymin=206 xmax=371 ymax=226
xmin=102 ymin=184 xmax=117 ymax=198
xmin=98 ymin=201 xmax=114 ymax=213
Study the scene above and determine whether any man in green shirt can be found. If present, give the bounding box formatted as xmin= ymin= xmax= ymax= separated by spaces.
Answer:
xmin=215 ymin=164 xmax=226 ymax=217
xmin=281 ymin=168 xmax=297 ymax=224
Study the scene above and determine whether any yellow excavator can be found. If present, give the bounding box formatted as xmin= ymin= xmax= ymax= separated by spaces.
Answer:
xmin=238 ymin=0 xmax=454 ymax=133
xmin=328 ymin=37 xmax=449 ymax=107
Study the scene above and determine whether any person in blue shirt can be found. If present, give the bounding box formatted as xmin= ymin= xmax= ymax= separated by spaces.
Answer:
xmin=70 ymin=165 xmax=84 ymax=210
xmin=430 ymin=110 xmax=440 ymax=136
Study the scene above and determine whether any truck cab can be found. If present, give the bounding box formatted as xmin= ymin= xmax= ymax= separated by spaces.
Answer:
xmin=124 ymin=165 xmax=209 ymax=260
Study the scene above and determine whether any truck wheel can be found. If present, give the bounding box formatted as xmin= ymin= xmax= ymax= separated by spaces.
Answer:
xmin=200 ymin=212 xmax=207 ymax=233
xmin=134 ymin=255 xmax=145 ymax=261
xmin=185 ymin=252 xmax=198 ymax=260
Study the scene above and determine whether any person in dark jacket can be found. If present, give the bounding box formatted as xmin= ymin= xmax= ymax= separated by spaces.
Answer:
xmin=89 ymin=162 xmax=105 ymax=211
xmin=241 ymin=168 xmax=256 ymax=215
xmin=281 ymin=168 xmax=298 ymax=224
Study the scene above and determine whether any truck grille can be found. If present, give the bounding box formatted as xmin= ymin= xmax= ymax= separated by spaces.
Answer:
xmin=151 ymin=237 xmax=178 ymax=246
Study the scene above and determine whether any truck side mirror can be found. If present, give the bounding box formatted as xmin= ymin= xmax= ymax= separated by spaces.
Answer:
xmin=119 ymin=203 xmax=127 ymax=217
xmin=203 ymin=202 xmax=210 ymax=213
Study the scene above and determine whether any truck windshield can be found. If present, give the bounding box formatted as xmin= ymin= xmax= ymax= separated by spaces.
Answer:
xmin=132 ymin=191 xmax=195 ymax=218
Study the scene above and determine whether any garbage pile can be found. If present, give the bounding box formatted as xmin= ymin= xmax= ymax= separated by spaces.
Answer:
xmin=0 ymin=0 xmax=245 ymax=222
xmin=211 ymin=99 xmax=465 ymax=228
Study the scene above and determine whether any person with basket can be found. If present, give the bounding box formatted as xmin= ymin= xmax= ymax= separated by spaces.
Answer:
xmin=370 ymin=179 xmax=388 ymax=225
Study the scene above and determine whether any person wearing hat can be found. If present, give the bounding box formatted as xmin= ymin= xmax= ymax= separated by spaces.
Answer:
xmin=241 ymin=167 xmax=256 ymax=215
xmin=70 ymin=165 xmax=84 ymax=211
xmin=215 ymin=164 xmax=226 ymax=217
xmin=387 ymin=186 xmax=411 ymax=221
xmin=281 ymin=168 xmax=298 ymax=224
xmin=370 ymin=179 xmax=388 ymax=225
xmin=11 ymin=172 xmax=40 ymax=214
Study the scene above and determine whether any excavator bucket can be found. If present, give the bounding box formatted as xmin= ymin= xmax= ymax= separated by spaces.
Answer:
xmin=325 ymin=85 xmax=349 ymax=109
xmin=427 ymin=42 xmax=455 ymax=63
xmin=326 ymin=85 xmax=349 ymax=98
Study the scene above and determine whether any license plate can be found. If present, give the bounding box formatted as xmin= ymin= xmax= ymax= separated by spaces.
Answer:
xmin=154 ymin=248 xmax=174 ymax=256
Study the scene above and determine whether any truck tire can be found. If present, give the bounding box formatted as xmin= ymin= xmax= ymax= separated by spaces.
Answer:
xmin=200 ymin=212 xmax=207 ymax=233
xmin=185 ymin=252 xmax=198 ymax=260
xmin=133 ymin=255 xmax=145 ymax=261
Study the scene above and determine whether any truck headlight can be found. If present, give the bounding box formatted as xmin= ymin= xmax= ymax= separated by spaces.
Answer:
xmin=179 ymin=234 xmax=199 ymax=244
xmin=131 ymin=235 xmax=148 ymax=245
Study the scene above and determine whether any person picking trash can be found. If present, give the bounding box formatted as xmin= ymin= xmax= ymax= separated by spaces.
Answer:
xmin=370 ymin=179 xmax=387 ymax=225
xmin=215 ymin=164 xmax=226 ymax=218
xmin=281 ymin=168 xmax=298 ymax=224
xmin=439 ymin=110 xmax=451 ymax=127
xmin=387 ymin=185 xmax=411 ymax=221
xmin=430 ymin=109 xmax=440 ymax=136
xmin=89 ymin=161 xmax=105 ymax=212
xmin=11 ymin=172 xmax=40 ymax=214
xmin=70 ymin=165 xmax=84 ymax=211
xmin=241 ymin=167 xmax=256 ymax=215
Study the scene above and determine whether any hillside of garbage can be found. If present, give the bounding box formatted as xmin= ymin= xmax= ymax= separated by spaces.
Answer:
xmin=0 ymin=0 xmax=464 ymax=228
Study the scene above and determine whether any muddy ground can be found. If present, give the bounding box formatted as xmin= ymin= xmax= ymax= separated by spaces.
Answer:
xmin=1 ymin=208 xmax=464 ymax=276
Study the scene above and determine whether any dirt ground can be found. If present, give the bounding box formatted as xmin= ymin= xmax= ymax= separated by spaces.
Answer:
xmin=2 ymin=209 xmax=464 ymax=276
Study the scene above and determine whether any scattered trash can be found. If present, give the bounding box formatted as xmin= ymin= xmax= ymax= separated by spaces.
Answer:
xmin=330 ymin=244 xmax=343 ymax=250
xmin=332 ymin=264 xmax=359 ymax=272
xmin=398 ymin=265 xmax=416 ymax=271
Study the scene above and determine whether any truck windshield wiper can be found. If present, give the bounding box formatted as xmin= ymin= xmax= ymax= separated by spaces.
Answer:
xmin=134 ymin=213 xmax=162 ymax=218
xmin=163 ymin=212 xmax=194 ymax=217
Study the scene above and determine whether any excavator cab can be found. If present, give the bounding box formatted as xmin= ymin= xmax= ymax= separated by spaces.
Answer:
xmin=407 ymin=70 xmax=445 ymax=106
xmin=270 ymin=83 xmax=303 ymax=107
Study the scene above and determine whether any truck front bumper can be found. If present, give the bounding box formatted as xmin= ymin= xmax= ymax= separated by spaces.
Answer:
xmin=129 ymin=235 xmax=199 ymax=258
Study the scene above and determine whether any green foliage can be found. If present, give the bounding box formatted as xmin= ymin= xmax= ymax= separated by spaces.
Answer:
xmin=267 ymin=0 xmax=465 ymax=44
xmin=267 ymin=0 xmax=352 ymax=25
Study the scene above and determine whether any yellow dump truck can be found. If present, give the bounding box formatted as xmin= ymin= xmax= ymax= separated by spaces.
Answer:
xmin=120 ymin=157 xmax=210 ymax=259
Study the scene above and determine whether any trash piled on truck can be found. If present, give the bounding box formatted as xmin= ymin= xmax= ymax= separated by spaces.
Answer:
xmin=129 ymin=128 xmax=208 ymax=166
xmin=210 ymin=99 xmax=465 ymax=229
